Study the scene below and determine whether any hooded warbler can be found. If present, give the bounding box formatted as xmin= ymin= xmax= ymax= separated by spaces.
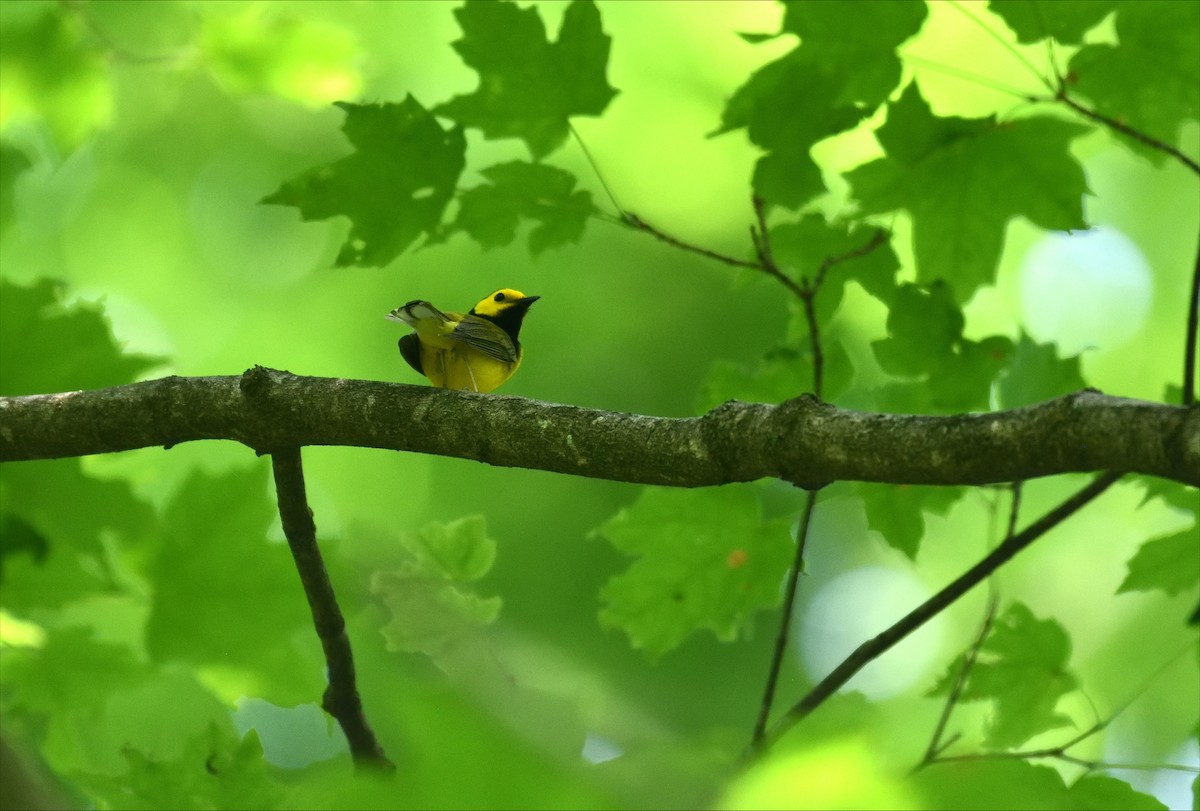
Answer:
xmin=386 ymin=288 xmax=539 ymax=393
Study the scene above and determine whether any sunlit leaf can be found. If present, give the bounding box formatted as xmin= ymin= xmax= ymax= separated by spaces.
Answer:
xmin=988 ymin=0 xmax=1117 ymax=44
xmin=1069 ymin=1 xmax=1200 ymax=165
xmin=597 ymin=487 xmax=792 ymax=657
xmin=847 ymin=83 xmax=1090 ymax=301
xmin=371 ymin=516 xmax=502 ymax=659
xmin=1118 ymin=527 xmax=1200 ymax=597
xmin=996 ymin=333 xmax=1086 ymax=409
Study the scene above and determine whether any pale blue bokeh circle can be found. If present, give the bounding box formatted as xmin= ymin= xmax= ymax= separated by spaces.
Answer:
xmin=1017 ymin=227 xmax=1152 ymax=354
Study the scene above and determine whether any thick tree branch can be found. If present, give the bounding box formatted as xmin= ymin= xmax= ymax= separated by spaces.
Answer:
xmin=1 ymin=367 xmax=1197 ymax=486
xmin=271 ymin=447 xmax=393 ymax=771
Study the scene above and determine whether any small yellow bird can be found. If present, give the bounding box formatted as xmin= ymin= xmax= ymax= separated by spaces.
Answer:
xmin=386 ymin=288 xmax=540 ymax=393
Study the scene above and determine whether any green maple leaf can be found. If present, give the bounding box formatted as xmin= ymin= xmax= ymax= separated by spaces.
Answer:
xmin=965 ymin=602 xmax=1078 ymax=749
xmin=262 ymin=96 xmax=465 ymax=268
xmin=856 ymin=483 xmax=963 ymax=559
xmin=434 ymin=0 xmax=617 ymax=160
xmin=1069 ymin=1 xmax=1200 ymax=165
xmin=870 ymin=282 xmax=1013 ymax=413
xmin=988 ymin=0 xmax=1117 ymax=45
xmin=698 ymin=337 xmax=855 ymax=408
xmin=371 ymin=516 xmax=502 ymax=660
xmin=597 ymin=487 xmax=793 ymax=658
xmin=717 ymin=0 xmax=926 ymax=209
xmin=847 ymin=82 xmax=1090 ymax=302
xmin=1118 ymin=527 xmax=1200 ymax=597
xmin=771 ymin=214 xmax=899 ymax=317
xmin=996 ymin=333 xmax=1086 ymax=409
xmin=0 ymin=278 xmax=162 ymax=396
xmin=145 ymin=465 xmax=322 ymax=706
xmin=450 ymin=161 xmax=596 ymax=256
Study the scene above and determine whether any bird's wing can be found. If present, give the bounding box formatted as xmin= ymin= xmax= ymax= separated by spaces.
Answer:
xmin=449 ymin=316 xmax=519 ymax=363
xmin=398 ymin=333 xmax=424 ymax=374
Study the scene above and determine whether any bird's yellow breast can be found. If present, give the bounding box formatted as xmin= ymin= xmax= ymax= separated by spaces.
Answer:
xmin=418 ymin=341 xmax=522 ymax=393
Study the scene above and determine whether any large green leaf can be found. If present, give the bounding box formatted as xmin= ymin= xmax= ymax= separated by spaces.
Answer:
xmin=262 ymin=96 xmax=465 ymax=267
xmin=433 ymin=0 xmax=617 ymax=159
xmin=448 ymin=161 xmax=596 ymax=256
xmin=856 ymin=483 xmax=964 ymax=560
xmin=996 ymin=333 xmax=1086 ymax=409
xmin=371 ymin=515 xmax=502 ymax=661
xmin=847 ymin=83 xmax=1090 ymax=301
xmin=988 ymin=0 xmax=1117 ymax=45
xmin=717 ymin=0 xmax=927 ymax=209
xmin=597 ymin=486 xmax=793 ymax=658
xmin=0 ymin=278 xmax=162 ymax=397
xmin=931 ymin=602 xmax=1078 ymax=749
xmin=144 ymin=465 xmax=322 ymax=705
xmin=1118 ymin=527 xmax=1200 ymax=597
xmin=1069 ymin=1 xmax=1200 ymax=164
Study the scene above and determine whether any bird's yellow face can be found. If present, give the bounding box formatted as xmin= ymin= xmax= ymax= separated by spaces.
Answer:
xmin=470 ymin=288 xmax=531 ymax=318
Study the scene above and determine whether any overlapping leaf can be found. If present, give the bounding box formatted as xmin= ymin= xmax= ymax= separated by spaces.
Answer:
xmin=1069 ymin=1 xmax=1200 ymax=165
xmin=871 ymin=282 xmax=1014 ymax=413
xmin=988 ymin=0 xmax=1117 ymax=45
xmin=996 ymin=333 xmax=1086 ymax=409
xmin=262 ymin=97 xmax=465 ymax=267
xmin=930 ymin=602 xmax=1078 ymax=749
xmin=448 ymin=161 xmax=596 ymax=256
xmin=847 ymin=83 xmax=1090 ymax=301
xmin=597 ymin=487 xmax=792 ymax=658
xmin=434 ymin=0 xmax=617 ymax=159
xmin=371 ymin=516 xmax=502 ymax=661
xmin=717 ymin=0 xmax=927 ymax=209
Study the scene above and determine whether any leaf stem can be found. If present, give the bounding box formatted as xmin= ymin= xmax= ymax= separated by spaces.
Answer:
xmin=620 ymin=212 xmax=762 ymax=270
xmin=946 ymin=0 xmax=1056 ymax=94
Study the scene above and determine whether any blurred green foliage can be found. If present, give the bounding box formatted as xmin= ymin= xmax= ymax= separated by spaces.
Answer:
xmin=0 ymin=1 xmax=1197 ymax=808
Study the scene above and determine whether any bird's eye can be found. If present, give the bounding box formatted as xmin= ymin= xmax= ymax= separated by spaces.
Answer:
xmin=494 ymin=292 xmax=506 ymax=302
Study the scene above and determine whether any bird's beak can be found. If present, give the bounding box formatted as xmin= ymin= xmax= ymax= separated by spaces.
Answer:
xmin=520 ymin=295 xmax=540 ymax=306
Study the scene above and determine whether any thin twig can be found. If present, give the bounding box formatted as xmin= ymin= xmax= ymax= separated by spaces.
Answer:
xmin=749 ymin=471 xmax=1121 ymax=757
xmin=918 ymin=481 xmax=1020 ymax=767
xmin=621 ymin=212 xmax=762 ymax=270
xmin=1053 ymin=92 xmax=1200 ymax=176
xmin=750 ymin=490 xmax=819 ymax=746
xmin=1185 ymin=230 xmax=1200 ymax=406
xmin=811 ymin=229 xmax=889 ymax=292
xmin=899 ymin=52 xmax=1040 ymax=101
xmin=271 ymin=447 xmax=394 ymax=771
xmin=919 ymin=591 xmax=1000 ymax=768
xmin=569 ymin=122 xmax=626 ymax=220
xmin=946 ymin=0 xmax=1056 ymax=94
